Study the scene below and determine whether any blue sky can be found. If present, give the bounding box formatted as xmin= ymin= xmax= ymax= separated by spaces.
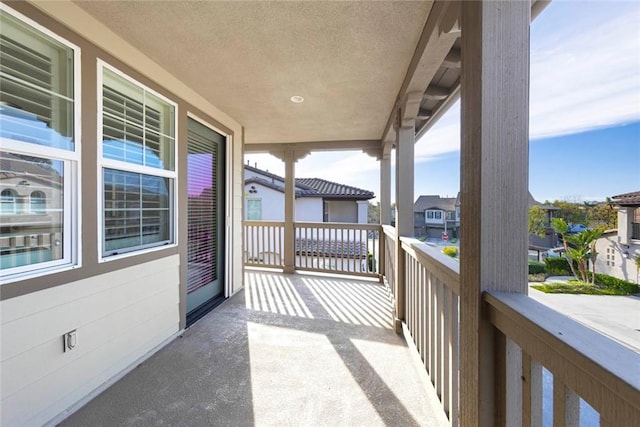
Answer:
xmin=247 ymin=1 xmax=640 ymax=203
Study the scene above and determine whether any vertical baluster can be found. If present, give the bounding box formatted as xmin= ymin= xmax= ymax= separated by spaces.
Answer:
xmin=522 ymin=353 xmax=543 ymax=427
xmin=443 ymin=286 xmax=452 ymax=420
xmin=429 ymin=271 xmax=436 ymax=380
xmin=451 ymin=292 xmax=460 ymax=427
xmin=506 ymin=338 xmax=523 ymax=427
xmin=437 ymin=279 xmax=445 ymax=400
xmin=553 ymin=378 xmax=580 ymax=427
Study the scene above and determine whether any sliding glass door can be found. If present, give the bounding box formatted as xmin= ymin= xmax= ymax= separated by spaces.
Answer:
xmin=186 ymin=118 xmax=225 ymax=323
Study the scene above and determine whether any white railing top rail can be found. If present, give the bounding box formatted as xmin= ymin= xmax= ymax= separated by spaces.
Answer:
xmin=382 ymin=224 xmax=396 ymax=239
xmin=294 ymin=221 xmax=380 ymax=231
xmin=400 ymin=236 xmax=460 ymax=295
xmin=244 ymin=220 xmax=285 ymax=227
xmin=485 ymin=292 xmax=640 ymax=422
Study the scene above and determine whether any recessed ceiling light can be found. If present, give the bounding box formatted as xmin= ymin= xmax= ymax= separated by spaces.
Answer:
xmin=290 ymin=95 xmax=304 ymax=104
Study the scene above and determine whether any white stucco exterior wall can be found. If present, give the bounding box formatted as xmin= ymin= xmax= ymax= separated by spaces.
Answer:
xmin=357 ymin=200 xmax=368 ymax=224
xmin=327 ymin=200 xmax=358 ymax=223
xmin=594 ymin=233 xmax=640 ymax=283
xmin=244 ymin=183 xmax=323 ymax=222
xmin=296 ymin=197 xmax=323 ymax=221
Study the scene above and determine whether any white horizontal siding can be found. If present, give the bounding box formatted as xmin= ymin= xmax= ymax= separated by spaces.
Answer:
xmin=0 ymin=254 xmax=180 ymax=426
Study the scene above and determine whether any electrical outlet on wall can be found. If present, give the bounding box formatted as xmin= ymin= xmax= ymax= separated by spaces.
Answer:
xmin=63 ymin=329 xmax=77 ymax=352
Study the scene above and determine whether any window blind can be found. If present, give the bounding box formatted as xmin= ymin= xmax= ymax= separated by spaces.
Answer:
xmin=186 ymin=129 xmax=218 ymax=293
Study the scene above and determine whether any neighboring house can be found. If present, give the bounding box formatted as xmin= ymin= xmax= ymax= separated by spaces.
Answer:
xmin=244 ymin=164 xmax=374 ymax=224
xmin=527 ymin=193 xmax=560 ymax=249
xmin=594 ymin=191 xmax=640 ymax=283
xmin=413 ymin=195 xmax=459 ymax=239
xmin=413 ymin=192 xmax=557 ymax=247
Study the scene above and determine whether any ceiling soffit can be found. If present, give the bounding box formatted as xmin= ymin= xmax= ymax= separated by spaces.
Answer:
xmin=74 ymin=1 xmax=434 ymax=145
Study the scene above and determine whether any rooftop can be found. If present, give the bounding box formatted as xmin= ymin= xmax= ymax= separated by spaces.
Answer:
xmin=245 ymin=164 xmax=374 ymax=200
xmin=611 ymin=190 xmax=640 ymax=206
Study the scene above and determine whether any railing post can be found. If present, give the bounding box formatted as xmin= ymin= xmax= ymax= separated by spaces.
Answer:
xmin=394 ymin=95 xmax=419 ymax=333
xmin=378 ymin=226 xmax=385 ymax=280
xmin=460 ymin=2 xmax=531 ymax=426
xmin=380 ymin=149 xmax=392 ymax=225
xmin=283 ymin=147 xmax=296 ymax=273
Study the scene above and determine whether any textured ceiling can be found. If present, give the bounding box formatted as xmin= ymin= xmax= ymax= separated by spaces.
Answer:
xmin=74 ymin=1 xmax=433 ymax=144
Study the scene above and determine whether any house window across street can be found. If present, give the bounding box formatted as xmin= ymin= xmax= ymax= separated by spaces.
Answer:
xmin=99 ymin=62 xmax=176 ymax=258
xmin=0 ymin=5 xmax=79 ymax=280
xmin=247 ymin=199 xmax=262 ymax=220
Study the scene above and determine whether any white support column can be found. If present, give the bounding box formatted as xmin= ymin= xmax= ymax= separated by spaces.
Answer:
xmin=459 ymin=2 xmax=531 ymax=426
xmin=380 ymin=148 xmax=392 ymax=225
xmin=283 ymin=146 xmax=295 ymax=274
xmin=394 ymin=117 xmax=415 ymax=332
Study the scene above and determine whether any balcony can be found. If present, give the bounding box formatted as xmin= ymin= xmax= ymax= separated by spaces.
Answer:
xmin=62 ymin=269 xmax=448 ymax=426
xmin=62 ymin=222 xmax=640 ymax=426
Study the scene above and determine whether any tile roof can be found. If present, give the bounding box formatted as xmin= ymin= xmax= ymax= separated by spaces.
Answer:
xmin=296 ymin=178 xmax=374 ymax=200
xmin=413 ymin=195 xmax=456 ymax=212
xmin=295 ymin=238 xmax=368 ymax=259
xmin=610 ymin=190 xmax=640 ymax=206
xmin=245 ymin=165 xmax=374 ymax=200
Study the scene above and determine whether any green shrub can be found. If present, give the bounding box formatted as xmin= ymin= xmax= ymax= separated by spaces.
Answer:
xmin=450 ymin=237 xmax=458 ymax=243
xmin=443 ymin=246 xmax=458 ymax=258
xmin=528 ymin=261 xmax=546 ymax=275
xmin=590 ymin=273 xmax=639 ymax=294
xmin=367 ymin=253 xmax=376 ymax=272
xmin=528 ymin=273 xmax=546 ymax=282
xmin=544 ymin=257 xmax=571 ymax=276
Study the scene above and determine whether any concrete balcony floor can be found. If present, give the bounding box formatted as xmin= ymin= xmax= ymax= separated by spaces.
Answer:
xmin=62 ymin=270 xmax=448 ymax=426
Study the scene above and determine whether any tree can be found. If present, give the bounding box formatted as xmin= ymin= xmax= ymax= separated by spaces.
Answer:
xmin=551 ymin=218 xmax=603 ymax=283
xmin=528 ymin=206 xmax=547 ymax=238
xmin=551 ymin=200 xmax=587 ymax=225
xmin=367 ymin=202 xmax=380 ymax=224
xmin=586 ymin=201 xmax=617 ymax=229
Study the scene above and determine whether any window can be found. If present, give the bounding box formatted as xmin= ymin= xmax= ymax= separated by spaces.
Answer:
xmin=99 ymin=63 xmax=176 ymax=258
xmin=426 ymin=210 xmax=442 ymax=220
xmin=323 ymin=201 xmax=329 ymax=222
xmin=247 ymin=199 xmax=262 ymax=221
xmin=1 ymin=189 xmax=17 ymax=214
xmin=0 ymin=6 xmax=79 ymax=279
xmin=30 ymin=190 xmax=46 ymax=214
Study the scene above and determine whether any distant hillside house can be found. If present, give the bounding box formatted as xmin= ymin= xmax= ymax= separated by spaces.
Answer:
xmin=594 ymin=191 xmax=640 ymax=283
xmin=244 ymin=164 xmax=374 ymax=223
xmin=413 ymin=195 xmax=459 ymax=239
xmin=413 ymin=192 xmax=559 ymax=247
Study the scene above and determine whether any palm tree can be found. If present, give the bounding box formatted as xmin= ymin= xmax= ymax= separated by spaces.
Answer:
xmin=551 ymin=218 xmax=603 ymax=283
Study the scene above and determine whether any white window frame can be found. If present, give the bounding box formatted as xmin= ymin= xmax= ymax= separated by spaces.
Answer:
xmin=0 ymin=4 xmax=81 ymax=283
xmin=97 ymin=60 xmax=178 ymax=261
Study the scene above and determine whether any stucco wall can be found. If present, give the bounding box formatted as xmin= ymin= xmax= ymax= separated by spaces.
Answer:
xmin=594 ymin=234 xmax=640 ymax=283
xmin=327 ymin=200 xmax=358 ymax=223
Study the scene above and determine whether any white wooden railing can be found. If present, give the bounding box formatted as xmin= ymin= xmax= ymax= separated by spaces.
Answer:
xmin=400 ymin=237 xmax=460 ymax=426
xmin=393 ymin=236 xmax=639 ymax=426
xmin=486 ymin=292 xmax=640 ymax=427
xmin=243 ymin=221 xmax=285 ymax=268
xmin=294 ymin=222 xmax=380 ymax=277
xmin=243 ymin=221 xmax=381 ymax=278
xmin=382 ymin=225 xmax=396 ymax=298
